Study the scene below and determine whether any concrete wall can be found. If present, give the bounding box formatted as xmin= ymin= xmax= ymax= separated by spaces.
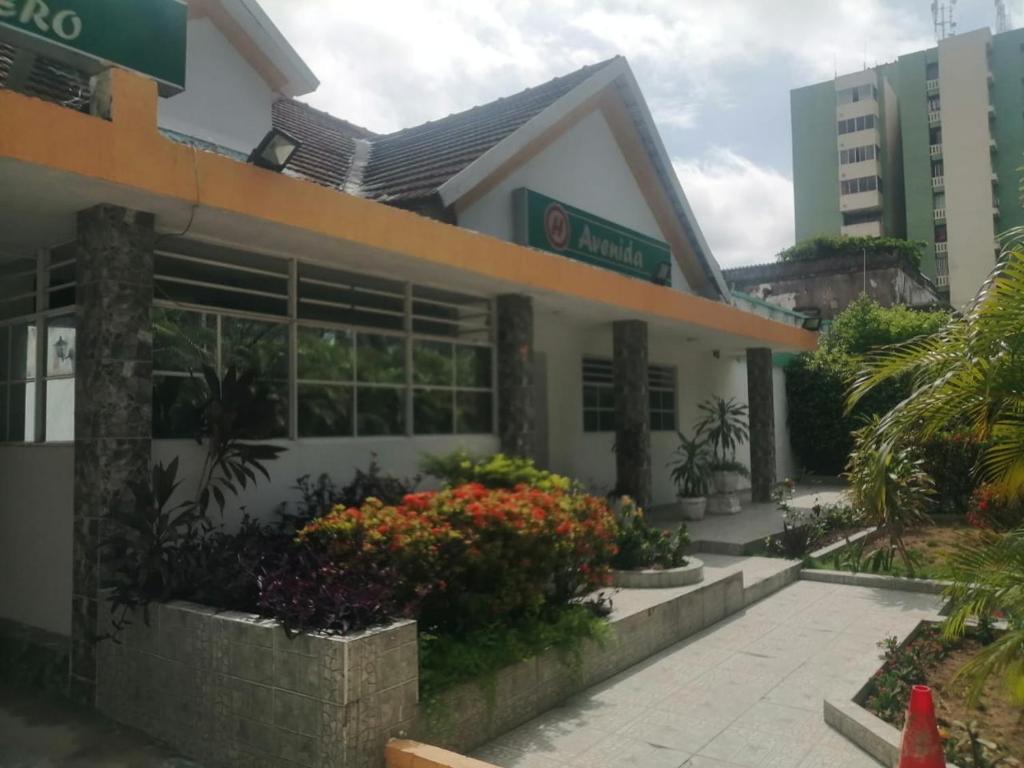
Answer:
xmin=96 ymin=601 xmax=418 ymax=768
xmin=939 ymin=29 xmax=998 ymax=307
xmin=723 ymin=253 xmax=939 ymax=319
xmin=0 ymin=445 xmax=73 ymax=636
xmin=456 ymin=109 xmax=690 ymax=293
xmin=153 ymin=434 xmax=499 ymax=527
xmin=535 ymin=310 xmax=795 ymax=506
xmin=158 ymin=18 xmax=276 ymax=155
xmin=792 ymin=81 xmax=842 ymax=242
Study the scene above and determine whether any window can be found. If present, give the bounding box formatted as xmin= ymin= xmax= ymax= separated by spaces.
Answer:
xmin=933 ymin=192 xmax=946 ymax=209
xmin=0 ymin=247 xmax=77 ymax=443
xmin=152 ymin=238 xmax=495 ymax=440
xmin=840 ymin=176 xmax=881 ymax=195
xmin=926 ymin=62 xmax=939 ymax=80
xmin=582 ymin=359 xmax=677 ymax=433
xmin=927 ymin=94 xmax=941 ymax=112
xmin=930 ymin=126 xmax=942 ymax=145
xmin=837 ymin=84 xmax=877 ymax=104
xmin=935 ymin=224 xmax=947 ymax=243
xmin=837 ymin=114 xmax=876 ymax=135
xmin=411 ymin=339 xmax=492 ymax=435
xmin=842 ymin=210 xmax=882 ymax=226
xmin=932 ymin=161 xmax=944 ymax=177
xmin=582 ymin=358 xmax=615 ymax=432
xmin=839 ymin=145 xmax=877 ymax=164
xmin=649 ymin=366 xmax=676 ymax=431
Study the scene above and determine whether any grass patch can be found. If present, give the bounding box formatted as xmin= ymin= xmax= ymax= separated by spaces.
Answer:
xmin=806 ymin=522 xmax=985 ymax=580
xmin=418 ymin=603 xmax=611 ymax=703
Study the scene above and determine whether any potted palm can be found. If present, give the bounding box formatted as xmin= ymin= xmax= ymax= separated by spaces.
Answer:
xmin=668 ymin=430 xmax=711 ymax=520
xmin=696 ymin=397 xmax=750 ymax=495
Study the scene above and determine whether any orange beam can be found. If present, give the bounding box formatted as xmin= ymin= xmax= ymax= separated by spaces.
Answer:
xmin=0 ymin=69 xmax=817 ymax=352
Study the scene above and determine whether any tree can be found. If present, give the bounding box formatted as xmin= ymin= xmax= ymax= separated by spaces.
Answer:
xmin=847 ymin=243 xmax=1024 ymax=704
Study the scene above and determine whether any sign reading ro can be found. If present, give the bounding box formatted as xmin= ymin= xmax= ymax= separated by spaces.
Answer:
xmin=513 ymin=188 xmax=672 ymax=284
xmin=0 ymin=0 xmax=187 ymax=95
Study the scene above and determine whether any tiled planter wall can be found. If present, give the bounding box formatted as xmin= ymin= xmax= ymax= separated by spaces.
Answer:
xmin=96 ymin=600 xmax=418 ymax=768
xmin=412 ymin=572 xmax=747 ymax=754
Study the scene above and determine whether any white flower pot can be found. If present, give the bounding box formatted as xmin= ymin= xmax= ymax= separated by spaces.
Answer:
xmin=677 ymin=496 xmax=707 ymax=521
xmin=711 ymin=470 xmax=742 ymax=495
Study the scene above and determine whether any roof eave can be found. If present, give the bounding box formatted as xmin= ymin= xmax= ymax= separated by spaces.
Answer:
xmin=223 ymin=0 xmax=319 ymax=97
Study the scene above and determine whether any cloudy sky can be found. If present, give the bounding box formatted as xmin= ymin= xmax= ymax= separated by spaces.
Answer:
xmin=262 ymin=0 xmax=1019 ymax=268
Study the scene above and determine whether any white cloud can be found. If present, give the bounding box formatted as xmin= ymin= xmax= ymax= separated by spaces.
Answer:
xmin=261 ymin=0 xmax=935 ymax=132
xmin=673 ymin=149 xmax=794 ymax=269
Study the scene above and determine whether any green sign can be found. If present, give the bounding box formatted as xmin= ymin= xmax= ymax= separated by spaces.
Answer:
xmin=0 ymin=0 xmax=187 ymax=94
xmin=513 ymin=188 xmax=672 ymax=284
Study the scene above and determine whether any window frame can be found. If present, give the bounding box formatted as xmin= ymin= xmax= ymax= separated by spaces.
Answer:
xmin=151 ymin=241 xmax=498 ymax=441
xmin=0 ymin=249 xmax=78 ymax=444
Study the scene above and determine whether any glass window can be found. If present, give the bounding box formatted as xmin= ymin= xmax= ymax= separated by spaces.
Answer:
xmin=582 ymin=358 xmax=616 ymax=433
xmin=649 ymin=366 xmax=676 ymax=432
xmin=297 ymin=327 xmax=353 ymax=382
xmin=413 ymin=340 xmax=453 ymax=386
xmin=413 ymin=388 xmax=453 ymax=435
xmin=297 ymin=383 xmax=353 ymax=437
xmin=153 ymin=307 xmax=216 ymax=373
xmin=357 ymin=333 xmax=405 ymax=384
xmin=357 ymin=386 xmax=404 ymax=436
xmin=456 ymin=391 xmax=493 ymax=434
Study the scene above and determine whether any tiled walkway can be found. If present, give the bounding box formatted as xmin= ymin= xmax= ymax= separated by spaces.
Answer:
xmin=474 ymin=580 xmax=942 ymax=768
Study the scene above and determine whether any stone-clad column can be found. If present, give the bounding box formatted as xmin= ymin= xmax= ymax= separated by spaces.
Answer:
xmin=613 ymin=320 xmax=651 ymax=509
xmin=747 ymin=347 xmax=776 ymax=503
xmin=496 ymin=294 xmax=535 ymax=459
xmin=71 ymin=205 xmax=154 ymax=704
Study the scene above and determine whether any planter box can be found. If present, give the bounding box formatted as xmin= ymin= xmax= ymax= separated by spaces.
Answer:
xmin=96 ymin=600 xmax=418 ymax=768
xmin=413 ymin=571 xmax=748 ymax=755
xmin=610 ymin=558 xmax=704 ymax=589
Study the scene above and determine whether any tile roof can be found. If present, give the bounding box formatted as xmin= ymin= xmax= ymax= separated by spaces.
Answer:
xmin=271 ymin=99 xmax=377 ymax=191
xmin=273 ymin=57 xmax=620 ymax=204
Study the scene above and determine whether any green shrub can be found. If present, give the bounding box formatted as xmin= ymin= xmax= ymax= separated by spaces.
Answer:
xmin=921 ymin=433 xmax=983 ymax=514
xmin=777 ymin=235 xmax=925 ymax=270
xmin=610 ymin=498 xmax=689 ymax=570
xmin=785 ymin=297 xmax=948 ymax=475
xmin=420 ymin=450 xmax=570 ymax=492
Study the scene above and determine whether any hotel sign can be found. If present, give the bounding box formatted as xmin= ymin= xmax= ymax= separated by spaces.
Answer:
xmin=0 ymin=0 xmax=187 ymax=94
xmin=513 ymin=188 xmax=672 ymax=283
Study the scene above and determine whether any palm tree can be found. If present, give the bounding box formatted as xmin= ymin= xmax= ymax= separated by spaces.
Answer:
xmin=846 ymin=240 xmax=1024 ymax=704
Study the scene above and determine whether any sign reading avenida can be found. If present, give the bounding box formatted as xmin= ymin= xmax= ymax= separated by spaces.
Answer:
xmin=0 ymin=0 xmax=187 ymax=94
xmin=514 ymin=188 xmax=672 ymax=283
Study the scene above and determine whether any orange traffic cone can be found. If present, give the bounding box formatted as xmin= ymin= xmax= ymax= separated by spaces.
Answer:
xmin=899 ymin=685 xmax=945 ymax=768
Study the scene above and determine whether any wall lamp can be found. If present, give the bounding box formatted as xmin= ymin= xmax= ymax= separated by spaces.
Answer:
xmin=653 ymin=261 xmax=672 ymax=286
xmin=249 ymin=129 xmax=301 ymax=172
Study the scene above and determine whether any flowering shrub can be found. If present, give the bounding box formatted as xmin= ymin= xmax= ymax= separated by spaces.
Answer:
xmin=610 ymin=498 xmax=688 ymax=570
xmin=299 ymin=483 xmax=618 ymax=632
xmin=967 ymin=484 xmax=1024 ymax=531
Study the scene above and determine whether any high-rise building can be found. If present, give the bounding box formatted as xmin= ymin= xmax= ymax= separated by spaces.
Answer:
xmin=792 ymin=27 xmax=1024 ymax=306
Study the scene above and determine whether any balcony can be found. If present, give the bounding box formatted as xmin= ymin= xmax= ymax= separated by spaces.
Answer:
xmin=990 ymin=137 xmax=998 ymax=152
xmin=934 ymin=241 xmax=948 ymax=255
xmin=926 ymin=78 xmax=940 ymax=93
xmin=927 ymin=110 xmax=941 ymax=126
xmin=931 ymin=175 xmax=944 ymax=190
xmin=994 ymin=200 xmax=1001 ymax=217
xmin=935 ymin=274 xmax=950 ymax=288
xmin=935 ymin=254 xmax=950 ymax=289
xmin=934 ymin=207 xmax=946 ymax=222
xmin=929 ymin=143 xmax=943 ymax=158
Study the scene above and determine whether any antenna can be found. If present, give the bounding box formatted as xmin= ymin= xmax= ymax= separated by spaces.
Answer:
xmin=995 ymin=0 xmax=1010 ymax=33
xmin=932 ymin=0 xmax=958 ymax=40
